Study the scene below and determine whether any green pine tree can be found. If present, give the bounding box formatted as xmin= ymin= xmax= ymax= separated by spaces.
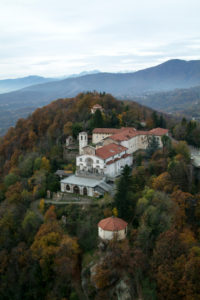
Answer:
xmin=114 ymin=165 xmax=133 ymax=219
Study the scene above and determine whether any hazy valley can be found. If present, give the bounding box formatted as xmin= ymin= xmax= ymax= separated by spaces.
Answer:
xmin=1 ymin=59 xmax=200 ymax=135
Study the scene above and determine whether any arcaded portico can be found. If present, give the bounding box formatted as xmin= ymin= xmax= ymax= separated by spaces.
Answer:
xmin=61 ymin=175 xmax=112 ymax=197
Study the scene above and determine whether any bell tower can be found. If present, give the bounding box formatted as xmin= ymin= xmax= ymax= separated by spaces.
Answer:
xmin=79 ymin=132 xmax=88 ymax=154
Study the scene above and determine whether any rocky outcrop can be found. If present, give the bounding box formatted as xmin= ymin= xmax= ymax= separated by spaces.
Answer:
xmin=81 ymin=259 xmax=135 ymax=300
xmin=115 ymin=276 xmax=134 ymax=300
xmin=81 ymin=262 xmax=96 ymax=300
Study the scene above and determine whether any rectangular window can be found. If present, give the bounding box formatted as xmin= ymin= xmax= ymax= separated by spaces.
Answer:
xmin=80 ymin=158 xmax=82 ymax=162
xmin=96 ymin=160 xmax=99 ymax=163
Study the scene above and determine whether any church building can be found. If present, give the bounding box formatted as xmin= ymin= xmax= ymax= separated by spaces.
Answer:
xmin=77 ymin=132 xmax=133 ymax=178
xmin=60 ymin=126 xmax=169 ymax=197
xmin=60 ymin=131 xmax=133 ymax=197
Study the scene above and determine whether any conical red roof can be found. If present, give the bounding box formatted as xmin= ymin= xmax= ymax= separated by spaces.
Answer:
xmin=98 ymin=217 xmax=127 ymax=231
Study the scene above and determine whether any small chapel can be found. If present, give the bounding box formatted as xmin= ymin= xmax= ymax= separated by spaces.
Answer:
xmin=98 ymin=216 xmax=128 ymax=240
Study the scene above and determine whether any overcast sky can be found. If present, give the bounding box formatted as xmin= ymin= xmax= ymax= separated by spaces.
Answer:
xmin=0 ymin=0 xmax=200 ymax=79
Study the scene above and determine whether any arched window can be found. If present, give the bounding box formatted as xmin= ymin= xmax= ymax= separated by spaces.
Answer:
xmin=66 ymin=184 xmax=70 ymax=191
xmin=73 ymin=185 xmax=80 ymax=194
xmin=83 ymin=187 xmax=87 ymax=195
xmin=86 ymin=157 xmax=93 ymax=167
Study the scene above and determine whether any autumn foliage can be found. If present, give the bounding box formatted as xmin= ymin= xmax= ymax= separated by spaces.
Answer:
xmin=0 ymin=92 xmax=200 ymax=299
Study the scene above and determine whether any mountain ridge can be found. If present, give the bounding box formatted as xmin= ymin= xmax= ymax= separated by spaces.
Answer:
xmin=1 ymin=59 xmax=200 ymax=135
xmin=0 ymin=70 xmax=101 ymax=94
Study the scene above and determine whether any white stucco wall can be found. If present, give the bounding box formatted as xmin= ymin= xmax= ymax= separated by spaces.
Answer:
xmin=104 ymin=154 xmax=133 ymax=177
xmin=154 ymin=136 xmax=162 ymax=147
xmin=76 ymin=150 xmax=133 ymax=178
xmin=61 ymin=182 xmax=95 ymax=197
xmin=79 ymin=132 xmax=88 ymax=154
xmin=98 ymin=227 xmax=127 ymax=240
xmin=76 ymin=154 xmax=105 ymax=172
xmin=61 ymin=182 xmax=65 ymax=192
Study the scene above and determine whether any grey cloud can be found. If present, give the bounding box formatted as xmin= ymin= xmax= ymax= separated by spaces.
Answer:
xmin=0 ymin=0 xmax=200 ymax=78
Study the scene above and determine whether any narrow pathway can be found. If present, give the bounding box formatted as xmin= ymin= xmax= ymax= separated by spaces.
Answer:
xmin=30 ymin=199 xmax=44 ymax=221
xmin=45 ymin=200 xmax=92 ymax=205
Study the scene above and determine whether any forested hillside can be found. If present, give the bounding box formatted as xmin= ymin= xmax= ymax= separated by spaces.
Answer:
xmin=133 ymin=85 xmax=200 ymax=119
xmin=0 ymin=92 xmax=157 ymax=177
xmin=0 ymin=92 xmax=200 ymax=300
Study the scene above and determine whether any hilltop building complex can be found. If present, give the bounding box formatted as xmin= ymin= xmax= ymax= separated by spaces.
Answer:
xmin=61 ymin=127 xmax=169 ymax=197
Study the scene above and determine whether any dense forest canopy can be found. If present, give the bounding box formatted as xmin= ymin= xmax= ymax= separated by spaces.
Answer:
xmin=0 ymin=92 xmax=200 ymax=300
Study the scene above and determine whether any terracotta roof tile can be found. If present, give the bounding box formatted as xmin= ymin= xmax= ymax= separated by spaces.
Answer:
xmin=105 ymin=153 xmax=131 ymax=165
xmin=93 ymin=128 xmax=120 ymax=134
xmin=149 ymin=128 xmax=169 ymax=136
xmin=109 ymin=128 xmax=168 ymax=141
xmin=93 ymin=127 xmax=168 ymax=140
xmin=96 ymin=143 xmax=127 ymax=159
xmin=98 ymin=217 xmax=128 ymax=231
xmin=92 ymin=104 xmax=102 ymax=108
xmin=106 ymin=159 xmax=114 ymax=165
xmin=109 ymin=130 xmax=138 ymax=141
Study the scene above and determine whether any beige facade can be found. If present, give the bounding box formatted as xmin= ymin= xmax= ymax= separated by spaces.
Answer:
xmin=100 ymin=129 xmax=169 ymax=155
xmin=82 ymin=145 xmax=96 ymax=155
xmin=91 ymin=104 xmax=104 ymax=114
xmin=92 ymin=132 xmax=115 ymax=144
xmin=98 ymin=227 xmax=127 ymax=240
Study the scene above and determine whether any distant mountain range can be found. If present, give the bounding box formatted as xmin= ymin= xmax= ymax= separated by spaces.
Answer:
xmin=0 ymin=59 xmax=200 ymax=135
xmin=0 ymin=70 xmax=101 ymax=94
xmin=0 ymin=76 xmax=56 ymax=94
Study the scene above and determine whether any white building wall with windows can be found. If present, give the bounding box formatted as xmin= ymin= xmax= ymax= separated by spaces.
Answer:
xmin=76 ymin=151 xmax=132 ymax=178
xmin=117 ymin=135 xmax=149 ymax=154
xmin=154 ymin=135 xmax=163 ymax=147
xmin=76 ymin=155 xmax=105 ymax=173
xmin=104 ymin=155 xmax=133 ymax=177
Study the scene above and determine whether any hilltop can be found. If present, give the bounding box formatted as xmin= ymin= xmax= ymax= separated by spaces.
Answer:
xmin=0 ymin=92 xmax=162 ymax=177
xmin=1 ymin=92 xmax=200 ymax=299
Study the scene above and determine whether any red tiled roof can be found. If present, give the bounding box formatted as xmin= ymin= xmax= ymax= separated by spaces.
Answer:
xmin=92 ymin=104 xmax=102 ymax=108
xmin=121 ymin=127 xmax=136 ymax=131
xmin=136 ymin=130 xmax=150 ymax=135
xmin=106 ymin=153 xmax=131 ymax=165
xmin=109 ymin=129 xmax=138 ymax=141
xmin=149 ymin=128 xmax=169 ymax=136
xmin=109 ymin=128 xmax=168 ymax=141
xmin=122 ymin=153 xmax=130 ymax=159
xmin=106 ymin=159 xmax=114 ymax=165
xmin=93 ymin=128 xmax=121 ymax=134
xmin=96 ymin=143 xmax=127 ymax=159
xmin=93 ymin=127 xmax=168 ymax=140
xmin=98 ymin=217 xmax=128 ymax=231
